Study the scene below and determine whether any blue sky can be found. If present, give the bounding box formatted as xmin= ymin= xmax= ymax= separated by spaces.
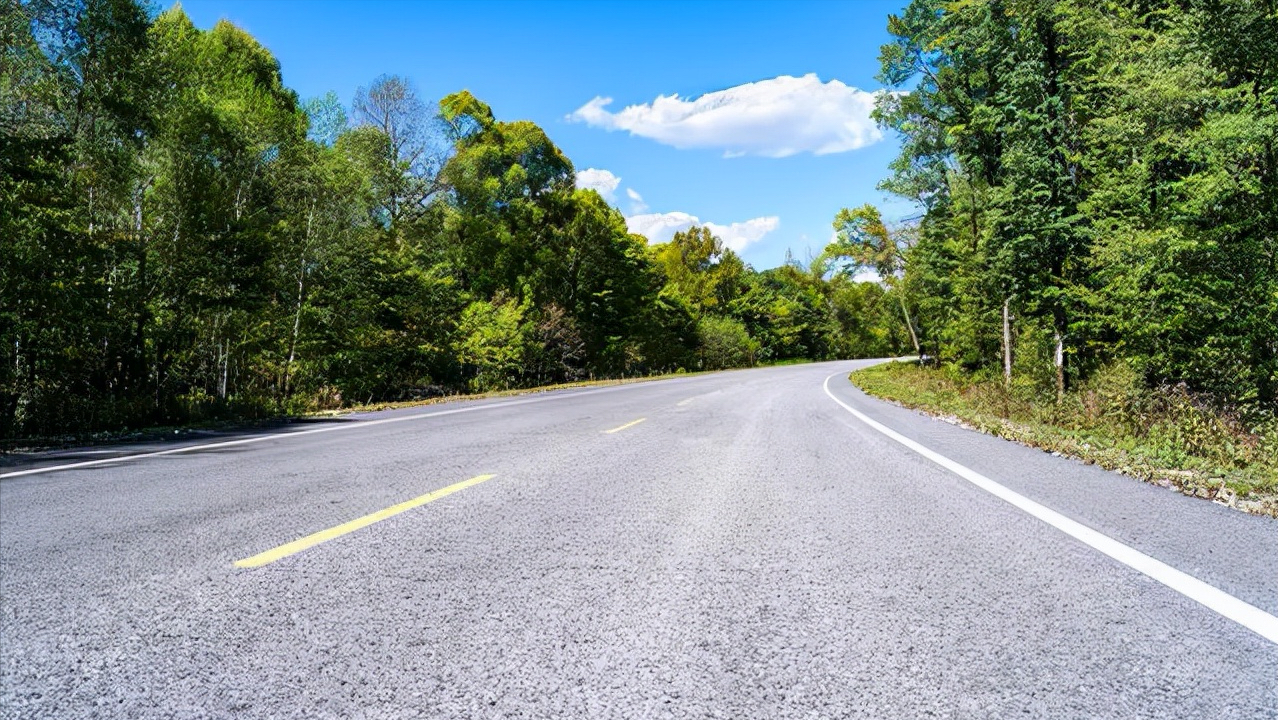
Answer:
xmin=177 ymin=0 xmax=913 ymax=270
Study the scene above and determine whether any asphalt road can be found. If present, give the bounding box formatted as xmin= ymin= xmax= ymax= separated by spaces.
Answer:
xmin=1 ymin=360 xmax=1275 ymax=719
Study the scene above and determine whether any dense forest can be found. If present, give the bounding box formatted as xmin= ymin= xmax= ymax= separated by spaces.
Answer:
xmin=6 ymin=0 xmax=1272 ymax=446
xmin=1 ymin=1 xmax=909 ymax=441
xmin=828 ymin=0 xmax=1276 ymax=418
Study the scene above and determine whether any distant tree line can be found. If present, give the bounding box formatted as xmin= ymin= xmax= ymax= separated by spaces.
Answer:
xmin=1 ymin=1 xmax=908 ymax=440
xmin=828 ymin=0 xmax=1276 ymax=414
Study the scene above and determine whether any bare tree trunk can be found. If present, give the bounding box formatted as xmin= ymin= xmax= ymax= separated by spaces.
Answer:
xmin=1054 ymin=330 xmax=1066 ymax=404
xmin=220 ymin=338 xmax=229 ymax=402
xmin=132 ymin=183 xmax=149 ymax=400
xmin=283 ymin=201 xmax=316 ymax=399
xmin=1002 ymin=298 xmax=1013 ymax=387
xmin=897 ymin=294 xmax=921 ymax=356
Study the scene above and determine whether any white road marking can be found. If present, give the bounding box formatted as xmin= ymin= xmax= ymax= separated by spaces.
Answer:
xmin=1 ymin=380 xmax=695 ymax=480
xmin=823 ymin=372 xmax=1278 ymax=646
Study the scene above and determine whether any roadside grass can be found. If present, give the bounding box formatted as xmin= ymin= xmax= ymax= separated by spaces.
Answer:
xmin=850 ymin=361 xmax=1278 ymax=517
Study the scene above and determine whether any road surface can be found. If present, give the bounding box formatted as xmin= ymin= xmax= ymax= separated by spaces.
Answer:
xmin=2 ymin=360 xmax=1275 ymax=718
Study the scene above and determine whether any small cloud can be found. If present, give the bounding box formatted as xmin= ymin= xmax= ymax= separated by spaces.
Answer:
xmin=575 ymin=168 xmax=621 ymax=203
xmin=625 ymin=212 xmax=700 ymax=245
xmin=625 ymin=188 xmax=648 ymax=214
xmin=569 ymin=74 xmax=886 ymax=158
xmin=705 ymin=216 xmax=780 ymax=253
xmin=625 ymin=211 xmax=779 ymax=253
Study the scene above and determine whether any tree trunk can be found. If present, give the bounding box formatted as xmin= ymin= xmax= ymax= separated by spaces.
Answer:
xmin=897 ymin=294 xmax=921 ymax=356
xmin=1002 ymin=298 xmax=1013 ymax=387
xmin=283 ymin=201 xmax=316 ymax=399
xmin=132 ymin=185 xmax=149 ymax=400
xmin=219 ymin=337 xmax=229 ymax=402
xmin=1054 ymin=329 xmax=1066 ymax=404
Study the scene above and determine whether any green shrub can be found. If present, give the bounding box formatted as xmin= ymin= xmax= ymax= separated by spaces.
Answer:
xmin=696 ymin=316 xmax=759 ymax=370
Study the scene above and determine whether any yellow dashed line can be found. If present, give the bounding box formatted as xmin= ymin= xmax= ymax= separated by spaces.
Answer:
xmin=234 ymin=474 xmax=496 ymax=568
xmin=603 ymin=418 xmax=647 ymax=434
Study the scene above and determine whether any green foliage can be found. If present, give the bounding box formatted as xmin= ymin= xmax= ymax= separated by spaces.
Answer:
xmin=2 ymin=2 xmax=910 ymax=442
xmin=826 ymin=278 xmax=909 ymax=359
xmin=696 ymin=316 xmax=758 ymax=371
xmin=653 ymin=226 xmax=746 ymax=316
xmin=823 ymin=205 xmax=922 ymax=354
xmin=457 ymin=295 xmax=532 ymax=392
xmin=826 ymin=204 xmax=903 ymax=277
xmin=873 ymin=0 xmax=1277 ymax=412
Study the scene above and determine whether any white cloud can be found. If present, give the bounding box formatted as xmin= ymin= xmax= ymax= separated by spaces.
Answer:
xmin=568 ymin=74 xmax=885 ymax=158
xmin=625 ymin=212 xmax=700 ymax=245
xmin=625 ymin=212 xmax=779 ymax=253
xmin=575 ymin=168 xmax=621 ymax=203
xmin=625 ymin=188 xmax=648 ymax=214
xmin=705 ymin=217 xmax=781 ymax=253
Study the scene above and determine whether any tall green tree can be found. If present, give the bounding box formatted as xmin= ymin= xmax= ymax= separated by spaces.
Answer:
xmin=824 ymin=204 xmax=920 ymax=355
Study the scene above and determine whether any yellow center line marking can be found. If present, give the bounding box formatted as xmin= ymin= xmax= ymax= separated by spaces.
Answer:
xmin=233 ymin=474 xmax=496 ymax=569
xmin=603 ymin=417 xmax=646 ymax=434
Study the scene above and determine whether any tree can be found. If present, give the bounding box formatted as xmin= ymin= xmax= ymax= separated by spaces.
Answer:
xmin=435 ymin=90 xmax=575 ymax=299
xmin=2 ymin=0 xmax=154 ymax=435
xmin=3 ymin=6 xmax=1011 ymax=440
xmin=652 ymin=226 xmax=745 ymax=317
xmin=456 ymin=294 xmax=533 ymax=391
xmin=351 ymin=74 xmax=440 ymax=226
xmin=302 ymin=91 xmax=347 ymax=147
xmin=1082 ymin=1 xmax=1277 ymax=407
xmin=824 ymin=204 xmax=920 ymax=355
xmin=696 ymin=315 xmax=757 ymax=370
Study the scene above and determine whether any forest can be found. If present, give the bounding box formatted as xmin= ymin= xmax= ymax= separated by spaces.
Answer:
xmin=829 ymin=0 xmax=1276 ymax=418
xmin=5 ymin=0 xmax=1274 ymax=450
xmin=1 ymin=1 xmax=910 ymax=441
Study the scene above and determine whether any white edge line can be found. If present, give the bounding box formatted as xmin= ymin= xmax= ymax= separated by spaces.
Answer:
xmin=823 ymin=371 xmax=1278 ymax=646
xmin=1 ymin=380 xmax=693 ymax=480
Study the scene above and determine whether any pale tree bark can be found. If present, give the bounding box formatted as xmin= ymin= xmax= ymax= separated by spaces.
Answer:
xmin=1002 ymin=297 xmax=1013 ymax=387
xmin=131 ymin=177 xmax=153 ymax=400
xmin=220 ymin=338 xmax=229 ymax=401
xmin=897 ymin=292 xmax=921 ymax=356
xmin=1054 ymin=330 xmax=1066 ymax=404
xmin=283 ymin=200 xmax=316 ymax=399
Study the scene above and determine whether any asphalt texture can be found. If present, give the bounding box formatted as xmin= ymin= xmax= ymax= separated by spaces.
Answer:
xmin=1 ymin=359 xmax=1275 ymax=719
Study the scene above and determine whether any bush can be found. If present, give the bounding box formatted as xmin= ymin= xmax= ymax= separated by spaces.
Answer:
xmin=456 ymin=295 xmax=534 ymax=392
xmin=696 ymin=315 xmax=758 ymax=370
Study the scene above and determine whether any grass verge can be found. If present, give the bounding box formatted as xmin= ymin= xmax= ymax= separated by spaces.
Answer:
xmin=850 ymin=361 xmax=1278 ymax=517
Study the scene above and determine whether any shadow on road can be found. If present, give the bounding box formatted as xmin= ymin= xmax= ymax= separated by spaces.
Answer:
xmin=0 ymin=416 xmax=357 ymax=473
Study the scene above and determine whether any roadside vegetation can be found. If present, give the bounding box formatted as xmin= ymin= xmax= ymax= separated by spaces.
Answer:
xmin=852 ymin=362 xmax=1277 ymax=516
xmin=6 ymin=0 xmax=1273 ymax=500
xmin=2 ymin=2 xmax=908 ymax=446
xmin=830 ymin=0 xmax=1277 ymax=514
